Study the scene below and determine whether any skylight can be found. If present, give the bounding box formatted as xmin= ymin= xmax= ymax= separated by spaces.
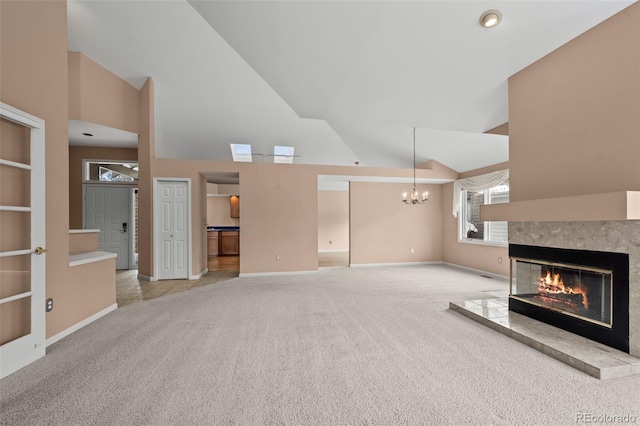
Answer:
xmin=273 ymin=145 xmax=294 ymax=164
xmin=230 ymin=144 xmax=253 ymax=162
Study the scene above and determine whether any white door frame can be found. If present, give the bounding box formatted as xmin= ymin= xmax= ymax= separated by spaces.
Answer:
xmin=130 ymin=188 xmax=138 ymax=269
xmin=0 ymin=102 xmax=46 ymax=379
xmin=82 ymin=184 xmax=136 ymax=270
xmin=153 ymin=178 xmax=191 ymax=281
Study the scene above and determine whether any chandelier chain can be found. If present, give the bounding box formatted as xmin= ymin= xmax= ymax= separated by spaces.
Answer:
xmin=413 ymin=127 xmax=416 ymax=189
xmin=402 ymin=126 xmax=428 ymax=205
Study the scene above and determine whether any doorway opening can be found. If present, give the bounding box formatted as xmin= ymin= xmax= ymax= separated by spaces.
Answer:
xmin=317 ymin=176 xmax=350 ymax=268
xmin=204 ymin=172 xmax=240 ymax=274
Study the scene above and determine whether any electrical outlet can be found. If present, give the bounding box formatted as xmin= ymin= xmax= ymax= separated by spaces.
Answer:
xmin=498 ymin=257 xmax=503 ymax=264
xmin=411 ymin=248 xmax=415 ymax=254
xmin=46 ymin=298 xmax=53 ymax=312
xmin=276 ymin=255 xmax=280 ymax=261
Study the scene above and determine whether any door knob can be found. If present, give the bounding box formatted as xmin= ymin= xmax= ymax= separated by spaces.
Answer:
xmin=35 ymin=247 xmax=47 ymax=255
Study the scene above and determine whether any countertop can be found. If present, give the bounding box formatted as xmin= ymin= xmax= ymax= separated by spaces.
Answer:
xmin=207 ymin=226 xmax=239 ymax=232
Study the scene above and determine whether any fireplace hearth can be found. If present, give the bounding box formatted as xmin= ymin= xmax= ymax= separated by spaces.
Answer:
xmin=509 ymin=244 xmax=629 ymax=353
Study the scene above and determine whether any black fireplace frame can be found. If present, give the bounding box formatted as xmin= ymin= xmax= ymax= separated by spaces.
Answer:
xmin=509 ymin=244 xmax=629 ymax=353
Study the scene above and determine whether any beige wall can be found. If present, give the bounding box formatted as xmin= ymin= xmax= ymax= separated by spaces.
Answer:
xmin=457 ymin=162 xmax=509 ymax=180
xmin=1 ymin=0 xmax=70 ymax=338
xmin=317 ymin=190 xmax=349 ymax=251
xmin=237 ymin=165 xmax=319 ymax=273
xmin=350 ymin=182 xmax=442 ymax=264
xmin=0 ymin=0 xmax=96 ymax=338
xmin=207 ymin=196 xmax=240 ymax=227
xmin=146 ymin=158 xmax=459 ymax=277
xmin=137 ymin=78 xmax=154 ymax=277
xmin=68 ymin=146 xmax=138 ymax=229
xmin=1 ymin=1 xmax=120 ymax=339
xmin=485 ymin=122 xmax=509 ymax=136
xmin=68 ymin=52 xmax=140 ymax=134
xmin=69 ymin=232 xmax=99 ymax=255
xmin=61 ymin=259 xmax=116 ymax=332
xmin=509 ymin=2 xmax=640 ymax=203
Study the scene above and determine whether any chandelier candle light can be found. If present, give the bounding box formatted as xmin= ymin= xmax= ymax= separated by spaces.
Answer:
xmin=402 ymin=127 xmax=428 ymax=205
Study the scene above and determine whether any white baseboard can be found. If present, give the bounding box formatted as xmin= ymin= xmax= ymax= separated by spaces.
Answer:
xmin=137 ymin=273 xmax=155 ymax=282
xmin=190 ymin=268 xmax=208 ymax=280
xmin=318 ymin=249 xmax=349 ymax=253
xmin=442 ymin=262 xmax=509 ymax=281
xmin=46 ymin=304 xmax=118 ymax=347
xmin=239 ymin=270 xmax=319 ymax=278
xmin=349 ymin=261 xmax=442 ymax=267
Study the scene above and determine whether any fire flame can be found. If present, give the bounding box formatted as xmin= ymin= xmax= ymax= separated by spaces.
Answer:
xmin=538 ymin=270 xmax=588 ymax=309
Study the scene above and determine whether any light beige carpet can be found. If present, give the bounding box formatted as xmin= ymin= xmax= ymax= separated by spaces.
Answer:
xmin=1 ymin=264 xmax=639 ymax=425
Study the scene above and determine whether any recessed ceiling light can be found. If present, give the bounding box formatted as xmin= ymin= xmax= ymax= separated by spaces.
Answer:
xmin=82 ymin=132 xmax=93 ymax=137
xmin=479 ymin=9 xmax=502 ymax=28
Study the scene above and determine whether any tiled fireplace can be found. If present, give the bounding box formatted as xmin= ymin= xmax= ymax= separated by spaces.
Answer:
xmin=509 ymin=221 xmax=640 ymax=357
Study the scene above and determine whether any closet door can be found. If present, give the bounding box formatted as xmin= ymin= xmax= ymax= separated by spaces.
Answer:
xmin=155 ymin=180 xmax=189 ymax=280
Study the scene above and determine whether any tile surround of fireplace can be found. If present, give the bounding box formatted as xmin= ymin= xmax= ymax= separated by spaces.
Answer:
xmin=509 ymin=221 xmax=640 ymax=357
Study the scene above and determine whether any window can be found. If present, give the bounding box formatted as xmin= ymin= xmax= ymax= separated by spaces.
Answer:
xmin=230 ymin=144 xmax=252 ymax=162
xmin=459 ymin=184 xmax=509 ymax=245
xmin=84 ymin=161 xmax=138 ymax=183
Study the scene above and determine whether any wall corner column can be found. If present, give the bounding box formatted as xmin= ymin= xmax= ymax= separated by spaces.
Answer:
xmin=138 ymin=77 xmax=154 ymax=277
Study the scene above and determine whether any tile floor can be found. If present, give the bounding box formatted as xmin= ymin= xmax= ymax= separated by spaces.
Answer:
xmin=450 ymin=298 xmax=640 ymax=380
xmin=116 ymin=256 xmax=239 ymax=307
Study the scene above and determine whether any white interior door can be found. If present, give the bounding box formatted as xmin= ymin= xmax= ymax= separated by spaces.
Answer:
xmin=85 ymin=185 xmax=130 ymax=270
xmin=156 ymin=180 xmax=189 ymax=280
xmin=0 ymin=103 xmax=46 ymax=379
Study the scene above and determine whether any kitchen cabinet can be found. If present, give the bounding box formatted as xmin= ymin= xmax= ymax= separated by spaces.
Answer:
xmin=230 ymin=195 xmax=240 ymax=218
xmin=207 ymin=231 xmax=218 ymax=257
xmin=219 ymin=231 xmax=239 ymax=255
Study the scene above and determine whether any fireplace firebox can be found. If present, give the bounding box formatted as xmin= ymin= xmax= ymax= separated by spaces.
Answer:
xmin=509 ymin=244 xmax=629 ymax=353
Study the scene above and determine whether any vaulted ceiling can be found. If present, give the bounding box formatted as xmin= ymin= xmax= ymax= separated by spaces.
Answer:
xmin=67 ymin=0 xmax=635 ymax=172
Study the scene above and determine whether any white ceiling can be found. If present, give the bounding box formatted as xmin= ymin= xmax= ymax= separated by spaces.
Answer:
xmin=318 ymin=174 xmax=455 ymax=191
xmin=68 ymin=119 xmax=138 ymax=148
xmin=67 ymin=0 xmax=635 ymax=173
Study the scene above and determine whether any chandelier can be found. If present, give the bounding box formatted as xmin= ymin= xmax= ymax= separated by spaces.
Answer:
xmin=402 ymin=127 xmax=428 ymax=205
